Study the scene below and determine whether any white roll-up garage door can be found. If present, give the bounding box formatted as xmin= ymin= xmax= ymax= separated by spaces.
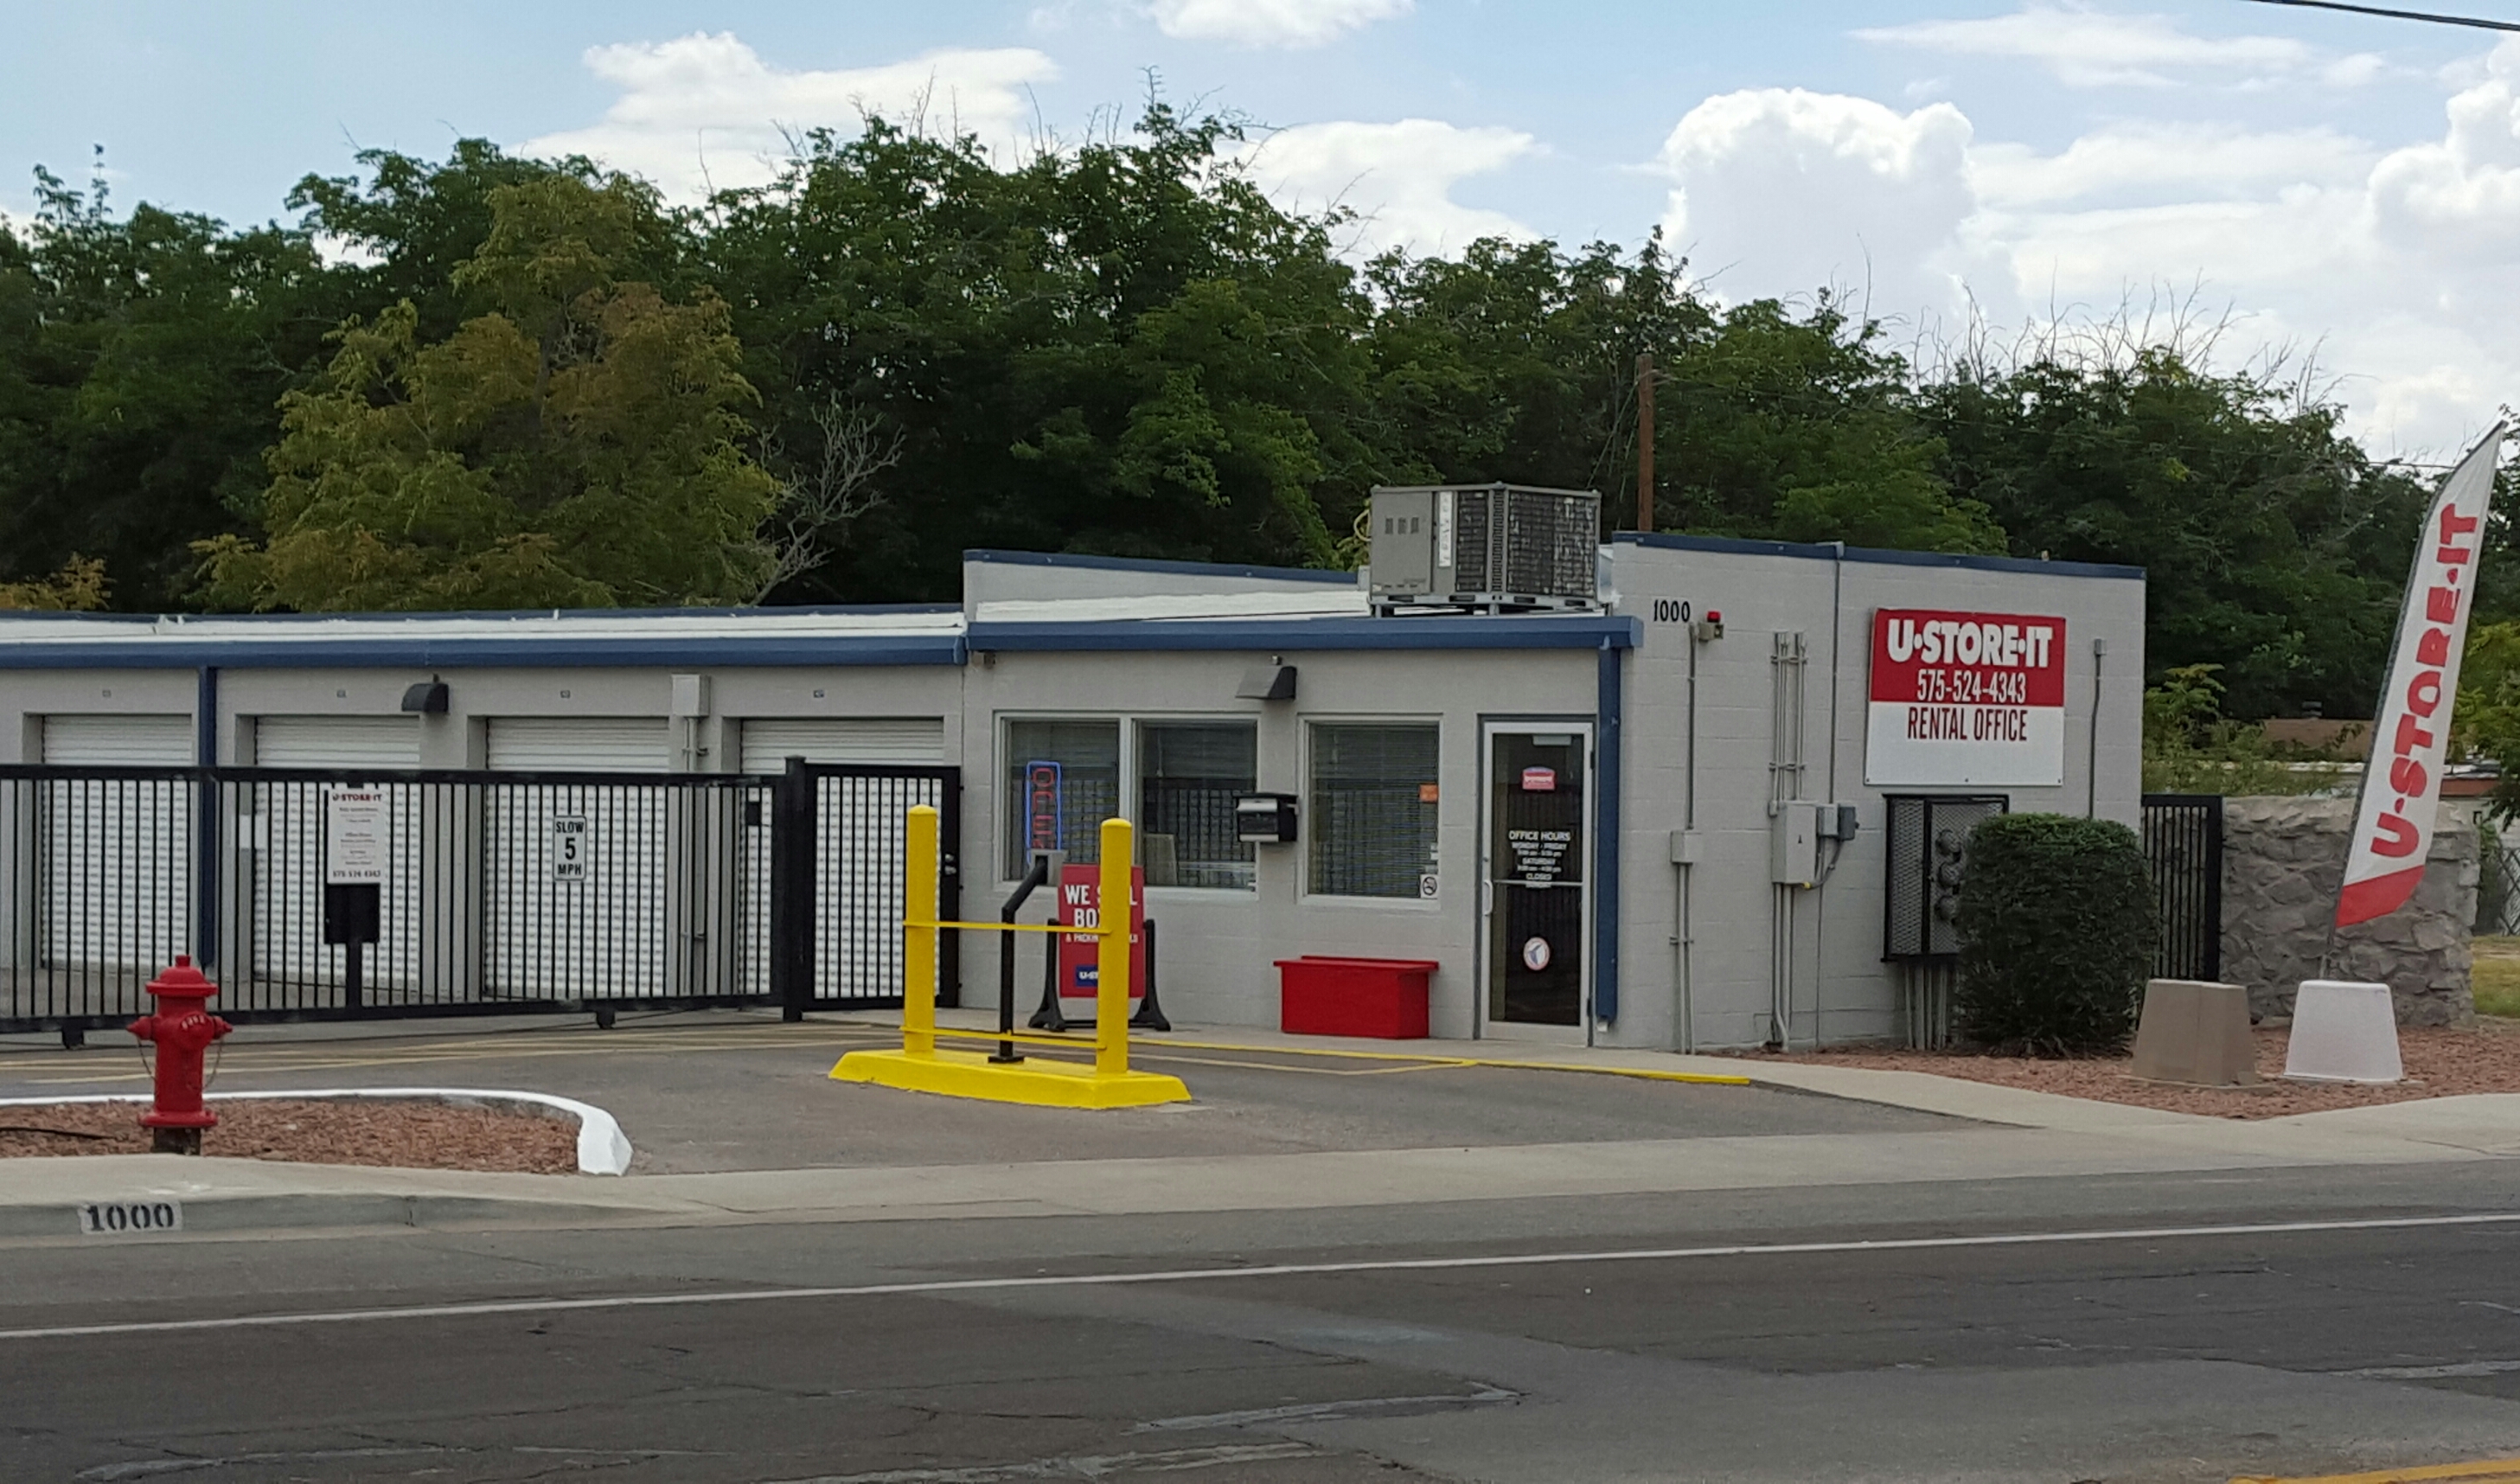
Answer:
xmin=37 ymin=715 xmax=194 ymax=976
xmin=739 ymin=717 xmax=944 ymax=771
xmin=244 ymin=717 xmax=426 ymax=995
xmin=484 ymin=718 xmax=668 ymax=773
xmin=253 ymin=715 xmax=421 ymax=769
xmin=42 ymin=714 xmax=194 ymax=764
xmin=480 ymin=719 xmax=671 ymax=998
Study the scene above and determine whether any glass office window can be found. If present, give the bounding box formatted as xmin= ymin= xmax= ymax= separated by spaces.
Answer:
xmin=1308 ymin=723 xmax=1441 ymax=899
xmin=1137 ymin=721 xmax=1257 ymax=890
xmin=1004 ymin=719 xmax=1121 ymax=876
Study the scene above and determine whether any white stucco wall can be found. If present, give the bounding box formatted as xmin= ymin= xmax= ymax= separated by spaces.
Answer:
xmin=1605 ymin=537 xmax=2146 ymax=1051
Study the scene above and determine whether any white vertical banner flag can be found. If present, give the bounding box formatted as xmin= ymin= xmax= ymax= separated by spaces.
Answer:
xmin=2336 ymin=423 xmax=2506 ymax=927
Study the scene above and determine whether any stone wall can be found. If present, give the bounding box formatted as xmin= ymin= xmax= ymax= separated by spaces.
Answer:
xmin=2218 ymin=795 xmax=2477 ymax=1026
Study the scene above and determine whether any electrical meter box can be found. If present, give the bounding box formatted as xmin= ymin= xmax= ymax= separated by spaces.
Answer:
xmin=1771 ymin=803 xmax=1821 ymax=887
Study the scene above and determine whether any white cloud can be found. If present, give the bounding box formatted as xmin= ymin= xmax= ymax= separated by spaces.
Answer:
xmin=1237 ymin=118 xmax=1538 ymax=258
xmin=1968 ymin=123 xmax=2374 ymax=208
xmin=1856 ymin=4 xmax=2372 ymax=89
xmin=1148 ymin=0 xmax=1410 ymax=48
xmin=1649 ymin=41 xmax=2520 ymax=453
xmin=1655 ymin=90 xmax=1981 ymax=314
xmin=2369 ymin=43 xmax=2520 ymax=265
xmin=521 ymin=33 xmax=1059 ymax=201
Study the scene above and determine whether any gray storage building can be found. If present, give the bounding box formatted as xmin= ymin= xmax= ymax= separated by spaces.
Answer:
xmin=0 ymin=537 xmax=2142 ymax=1048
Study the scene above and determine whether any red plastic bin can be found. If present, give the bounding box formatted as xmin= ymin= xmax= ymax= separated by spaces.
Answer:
xmin=1273 ymin=956 xmax=1439 ymax=1039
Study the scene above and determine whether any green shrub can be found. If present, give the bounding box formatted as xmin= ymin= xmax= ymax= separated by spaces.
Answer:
xmin=1953 ymin=813 xmax=2159 ymax=1056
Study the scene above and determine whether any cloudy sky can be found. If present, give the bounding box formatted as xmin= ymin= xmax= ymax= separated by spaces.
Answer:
xmin=6 ymin=1 xmax=2517 ymax=455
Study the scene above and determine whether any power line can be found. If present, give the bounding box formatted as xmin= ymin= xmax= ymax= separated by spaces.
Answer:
xmin=2236 ymin=0 xmax=2520 ymax=33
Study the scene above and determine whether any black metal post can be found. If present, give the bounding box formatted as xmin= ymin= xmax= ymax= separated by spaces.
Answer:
xmin=771 ymin=757 xmax=816 ymax=1022
xmin=994 ymin=854 xmax=1051 ymax=1063
xmin=1129 ymin=917 xmax=1170 ymax=1032
xmin=1029 ymin=912 xmax=1069 ymax=1032
xmin=344 ymin=935 xmax=364 ymax=1016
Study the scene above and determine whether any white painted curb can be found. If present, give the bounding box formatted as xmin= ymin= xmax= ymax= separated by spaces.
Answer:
xmin=0 ymin=1088 xmax=634 ymax=1175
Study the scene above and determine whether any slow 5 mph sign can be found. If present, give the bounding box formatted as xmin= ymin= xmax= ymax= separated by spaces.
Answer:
xmin=1864 ymin=608 xmax=2068 ymax=787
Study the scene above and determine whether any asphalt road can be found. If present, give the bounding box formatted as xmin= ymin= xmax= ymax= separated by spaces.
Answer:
xmin=15 ymin=1162 xmax=2520 ymax=1483
xmin=0 ymin=1015 xmax=1963 ymax=1172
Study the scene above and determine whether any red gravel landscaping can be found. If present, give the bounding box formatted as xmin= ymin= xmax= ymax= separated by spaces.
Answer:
xmin=1736 ymin=1022 xmax=2520 ymax=1118
xmin=0 ymin=1098 xmax=580 ymax=1172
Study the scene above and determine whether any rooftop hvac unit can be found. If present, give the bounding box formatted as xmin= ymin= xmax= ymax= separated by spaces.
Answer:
xmin=1367 ymin=483 xmax=1601 ymax=615
xmin=1883 ymin=794 xmax=2010 ymax=959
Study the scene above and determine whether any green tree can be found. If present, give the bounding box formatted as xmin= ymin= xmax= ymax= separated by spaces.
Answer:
xmin=287 ymin=140 xmax=688 ymax=344
xmin=0 ymin=555 xmax=109 ymax=610
xmin=0 ymin=163 xmax=348 ymax=610
xmin=1363 ymin=241 xmax=1999 ymax=553
xmin=707 ymin=109 xmax=1382 ymax=603
xmin=197 ymin=173 xmax=777 ymax=611
xmin=1922 ymin=349 xmax=2429 ymax=719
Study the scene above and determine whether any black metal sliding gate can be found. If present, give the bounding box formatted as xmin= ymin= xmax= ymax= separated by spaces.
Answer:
xmin=2139 ymin=793 xmax=2223 ymax=982
xmin=0 ymin=760 xmax=959 ymax=1034
xmin=768 ymin=759 xmax=961 ymax=1021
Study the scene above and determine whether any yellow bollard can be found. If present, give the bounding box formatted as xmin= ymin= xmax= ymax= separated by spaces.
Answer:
xmin=830 ymin=808 xmax=1186 ymax=1110
xmin=1097 ymin=817 xmax=1132 ymax=1077
xmin=903 ymin=804 xmax=938 ymax=1059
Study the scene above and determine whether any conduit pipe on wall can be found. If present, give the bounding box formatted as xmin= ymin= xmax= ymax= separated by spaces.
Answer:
xmin=1818 ymin=542 xmax=1844 ymax=1046
xmin=1675 ymin=617 xmax=1702 ymax=1053
xmin=2087 ymin=638 xmax=2107 ymax=818
xmin=1768 ymin=631 xmax=1807 ymax=1050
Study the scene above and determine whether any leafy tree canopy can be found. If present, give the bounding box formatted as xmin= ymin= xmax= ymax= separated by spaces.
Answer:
xmin=0 ymin=110 xmax=2490 ymax=729
xmin=195 ymin=172 xmax=777 ymax=610
xmin=1922 ymin=348 xmax=2432 ymax=720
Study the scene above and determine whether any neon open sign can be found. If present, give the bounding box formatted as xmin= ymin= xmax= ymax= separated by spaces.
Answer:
xmin=1026 ymin=760 xmax=1062 ymax=853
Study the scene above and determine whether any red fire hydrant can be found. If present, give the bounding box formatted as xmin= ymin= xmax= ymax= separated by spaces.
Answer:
xmin=128 ymin=956 xmax=232 ymax=1155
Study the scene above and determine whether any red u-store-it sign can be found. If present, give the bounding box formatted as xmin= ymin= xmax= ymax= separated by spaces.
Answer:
xmin=1864 ymin=609 xmax=2069 ymax=787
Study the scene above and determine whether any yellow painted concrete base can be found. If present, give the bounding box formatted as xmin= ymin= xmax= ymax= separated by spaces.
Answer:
xmin=830 ymin=1047 xmax=1193 ymax=1110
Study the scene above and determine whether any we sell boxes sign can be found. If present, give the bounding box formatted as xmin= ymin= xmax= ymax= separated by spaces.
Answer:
xmin=1864 ymin=610 xmax=2067 ymax=787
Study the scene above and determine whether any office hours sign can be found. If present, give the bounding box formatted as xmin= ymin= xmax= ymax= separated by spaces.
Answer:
xmin=1864 ymin=609 xmax=2068 ymax=787
xmin=323 ymin=787 xmax=387 ymax=886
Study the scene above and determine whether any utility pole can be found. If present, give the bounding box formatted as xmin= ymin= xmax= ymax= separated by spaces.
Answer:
xmin=1634 ymin=351 xmax=1656 ymax=533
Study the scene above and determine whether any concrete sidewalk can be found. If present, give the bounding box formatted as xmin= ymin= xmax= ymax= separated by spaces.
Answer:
xmin=5 ymin=1011 xmax=2520 ymax=1241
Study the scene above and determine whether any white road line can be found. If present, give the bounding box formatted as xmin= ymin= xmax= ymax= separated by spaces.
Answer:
xmin=5 ymin=1210 xmax=2518 ymax=1343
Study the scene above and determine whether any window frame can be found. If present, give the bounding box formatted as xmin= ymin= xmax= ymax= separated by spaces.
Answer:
xmin=998 ymin=713 xmax=1124 ymax=882
xmin=994 ymin=711 xmax=1263 ymax=895
xmin=1132 ymin=716 xmax=1261 ymax=894
xmin=1301 ymin=715 xmax=1446 ymax=906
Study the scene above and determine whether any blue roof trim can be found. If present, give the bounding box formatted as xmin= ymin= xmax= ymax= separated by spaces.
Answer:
xmin=964 ymin=548 xmax=1359 ymax=586
xmin=969 ymin=614 xmax=1641 ymax=653
xmin=1610 ymin=531 xmax=2144 ymax=582
xmin=0 ymin=636 xmax=968 ymax=670
xmin=0 ymin=602 xmax=963 ymax=624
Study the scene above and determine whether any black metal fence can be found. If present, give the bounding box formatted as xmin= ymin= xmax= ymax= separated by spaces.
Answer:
xmin=2139 ymin=793 xmax=2223 ymax=982
xmin=1 ymin=761 xmax=958 ymax=1033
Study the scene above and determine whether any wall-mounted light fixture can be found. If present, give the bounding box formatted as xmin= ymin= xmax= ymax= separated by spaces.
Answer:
xmin=1236 ymin=663 xmax=1297 ymax=701
xmin=400 ymin=678 xmax=450 ymax=714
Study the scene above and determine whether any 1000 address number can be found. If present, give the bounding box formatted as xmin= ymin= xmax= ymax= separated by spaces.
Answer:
xmin=77 ymin=1200 xmax=182 ymax=1235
